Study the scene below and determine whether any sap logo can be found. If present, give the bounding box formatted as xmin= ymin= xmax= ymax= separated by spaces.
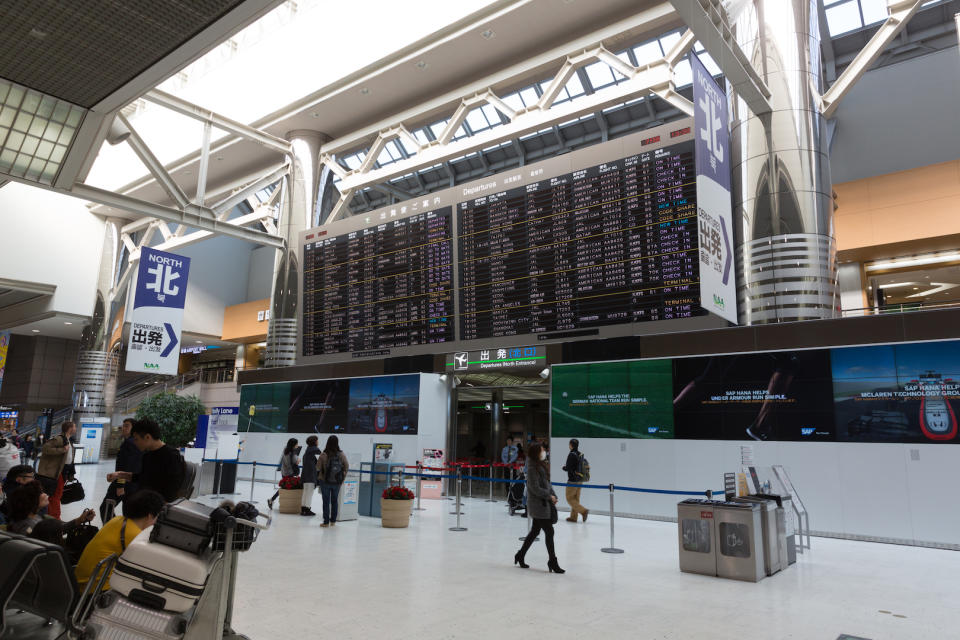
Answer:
xmin=143 ymin=363 xmax=160 ymax=370
xmin=800 ymin=427 xmax=815 ymax=436
xmin=647 ymin=427 xmax=658 ymax=434
xmin=713 ymin=294 xmax=725 ymax=310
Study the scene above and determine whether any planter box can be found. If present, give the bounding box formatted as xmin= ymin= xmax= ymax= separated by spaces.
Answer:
xmin=380 ymin=498 xmax=412 ymax=528
xmin=278 ymin=488 xmax=303 ymax=514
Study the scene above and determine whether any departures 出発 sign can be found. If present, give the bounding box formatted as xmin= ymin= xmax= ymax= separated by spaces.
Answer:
xmin=691 ymin=53 xmax=737 ymax=325
xmin=446 ymin=345 xmax=545 ymax=373
xmin=126 ymin=247 xmax=191 ymax=376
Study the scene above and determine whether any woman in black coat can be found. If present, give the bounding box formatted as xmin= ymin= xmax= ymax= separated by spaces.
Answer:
xmin=514 ymin=442 xmax=564 ymax=573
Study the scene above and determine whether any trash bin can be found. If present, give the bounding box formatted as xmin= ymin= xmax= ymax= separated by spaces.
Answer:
xmin=714 ymin=501 xmax=765 ymax=582
xmin=734 ymin=496 xmax=782 ymax=576
xmin=677 ymin=499 xmax=721 ymax=576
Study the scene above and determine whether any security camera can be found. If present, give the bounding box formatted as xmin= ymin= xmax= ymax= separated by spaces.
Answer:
xmin=539 ymin=368 xmax=550 ymax=379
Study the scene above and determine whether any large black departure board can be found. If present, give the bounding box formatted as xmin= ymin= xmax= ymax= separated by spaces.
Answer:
xmin=458 ymin=139 xmax=698 ymax=340
xmin=301 ymin=208 xmax=454 ymax=355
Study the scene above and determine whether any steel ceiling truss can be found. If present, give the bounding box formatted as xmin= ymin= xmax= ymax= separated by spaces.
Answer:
xmin=321 ymin=30 xmax=697 ymax=224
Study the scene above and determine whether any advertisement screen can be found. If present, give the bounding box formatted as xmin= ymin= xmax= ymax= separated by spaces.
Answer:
xmin=288 ymin=380 xmax=349 ymax=434
xmin=347 ymin=374 xmax=420 ymax=434
xmin=551 ymin=360 xmax=674 ymax=439
xmin=673 ymin=351 xmax=835 ymax=441
xmin=832 ymin=342 xmax=960 ymax=443
xmin=239 ymin=383 xmax=291 ymax=433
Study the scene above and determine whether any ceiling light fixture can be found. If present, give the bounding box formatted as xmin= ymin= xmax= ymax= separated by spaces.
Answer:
xmin=866 ymin=252 xmax=960 ymax=271
xmin=31 ymin=329 xmax=39 ymax=333
xmin=415 ymin=60 xmax=428 ymax=70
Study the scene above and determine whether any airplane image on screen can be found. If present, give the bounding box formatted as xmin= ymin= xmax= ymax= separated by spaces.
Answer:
xmin=352 ymin=393 xmax=411 ymax=432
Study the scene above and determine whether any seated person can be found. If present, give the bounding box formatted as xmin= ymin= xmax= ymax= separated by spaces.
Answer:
xmin=74 ymin=489 xmax=164 ymax=591
xmin=107 ymin=420 xmax=184 ymax=502
xmin=1 ymin=464 xmax=36 ymax=521
xmin=6 ymin=479 xmax=94 ymax=535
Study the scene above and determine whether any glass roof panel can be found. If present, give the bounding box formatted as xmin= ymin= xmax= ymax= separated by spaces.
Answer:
xmin=826 ymin=0 xmax=864 ymax=36
xmin=859 ymin=0 xmax=889 ymax=25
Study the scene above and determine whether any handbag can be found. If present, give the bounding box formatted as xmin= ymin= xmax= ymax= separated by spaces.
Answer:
xmin=549 ymin=501 xmax=558 ymax=525
xmin=61 ymin=479 xmax=86 ymax=504
xmin=65 ymin=522 xmax=99 ymax=564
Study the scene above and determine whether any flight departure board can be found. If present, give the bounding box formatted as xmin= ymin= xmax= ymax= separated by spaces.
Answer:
xmin=458 ymin=139 xmax=698 ymax=340
xmin=301 ymin=208 xmax=454 ymax=356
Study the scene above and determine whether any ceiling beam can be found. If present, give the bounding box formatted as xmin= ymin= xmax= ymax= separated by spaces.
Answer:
xmin=667 ymin=0 xmax=771 ymax=115
xmin=821 ymin=0 xmax=925 ymax=118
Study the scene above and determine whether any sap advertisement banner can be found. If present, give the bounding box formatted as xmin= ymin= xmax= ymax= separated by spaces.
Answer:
xmin=126 ymin=248 xmax=191 ymax=375
xmin=691 ymin=53 xmax=736 ymax=324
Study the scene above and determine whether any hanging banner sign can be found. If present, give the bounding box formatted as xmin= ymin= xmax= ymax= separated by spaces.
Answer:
xmin=691 ymin=53 xmax=737 ymax=324
xmin=126 ymin=247 xmax=191 ymax=375
xmin=0 ymin=331 xmax=9 ymax=396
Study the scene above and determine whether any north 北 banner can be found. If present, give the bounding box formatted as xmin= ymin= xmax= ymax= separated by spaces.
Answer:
xmin=691 ymin=53 xmax=737 ymax=324
xmin=126 ymin=247 xmax=191 ymax=375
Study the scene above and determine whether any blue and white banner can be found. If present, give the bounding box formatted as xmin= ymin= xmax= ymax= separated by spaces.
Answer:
xmin=126 ymin=247 xmax=191 ymax=375
xmin=691 ymin=53 xmax=737 ymax=324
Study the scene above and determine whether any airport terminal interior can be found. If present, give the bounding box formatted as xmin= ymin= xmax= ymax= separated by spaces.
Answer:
xmin=1 ymin=1 xmax=959 ymax=639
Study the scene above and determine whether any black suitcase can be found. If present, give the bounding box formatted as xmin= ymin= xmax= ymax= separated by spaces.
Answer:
xmin=149 ymin=499 xmax=216 ymax=555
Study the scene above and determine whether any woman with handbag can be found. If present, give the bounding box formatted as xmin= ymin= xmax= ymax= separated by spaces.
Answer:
xmin=267 ymin=438 xmax=300 ymax=510
xmin=6 ymin=479 xmax=95 ymax=536
xmin=514 ymin=442 xmax=564 ymax=574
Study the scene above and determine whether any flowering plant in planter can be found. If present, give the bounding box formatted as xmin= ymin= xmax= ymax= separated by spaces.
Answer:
xmin=279 ymin=475 xmax=303 ymax=490
xmin=382 ymin=486 xmax=415 ymax=500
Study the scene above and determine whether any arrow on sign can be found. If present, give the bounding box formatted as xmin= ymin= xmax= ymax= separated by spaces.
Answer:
xmin=720 ymin=216 xmax=732 ymax=285
xmin=160 ymin=323 xmax=178 ymax=357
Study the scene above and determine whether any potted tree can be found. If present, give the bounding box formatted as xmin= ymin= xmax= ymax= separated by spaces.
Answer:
xmin=380 ymin=486 xmax=415 ymax=528
xmin=277 ymin=475 xmax=303 ymax=514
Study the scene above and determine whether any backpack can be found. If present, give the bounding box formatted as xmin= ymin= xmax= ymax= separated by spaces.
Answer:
xmin=324 ymin=453 xmax=345 ymax=484
xmin=577 ymin=452 xmax=590 ymax=482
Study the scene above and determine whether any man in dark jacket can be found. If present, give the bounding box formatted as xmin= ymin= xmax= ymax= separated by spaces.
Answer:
xmin=561 ymin=438 xmax=589 ymax=523
xmin=99 ymin=418 xmax=142 ymax=521
xmin=107 ymin=419 xmax=184 ymax=502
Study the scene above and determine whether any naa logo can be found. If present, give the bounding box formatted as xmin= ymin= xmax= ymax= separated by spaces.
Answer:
xmin=713 ymin=294 xmax=725 ymax=310
xmin=143 ymin=363 xmax=160 ymax=370
xmin=800 ymin=427 xmax=815 ymax=436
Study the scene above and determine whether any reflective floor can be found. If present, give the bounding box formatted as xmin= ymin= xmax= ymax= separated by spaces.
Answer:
xmin=43 ymin=461 xmax=956 ymax=640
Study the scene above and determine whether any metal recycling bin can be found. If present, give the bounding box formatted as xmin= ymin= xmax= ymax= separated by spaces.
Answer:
xmin=714 ymin=501 xmax=765 ymax=582
xmin=677 ymin=499 xmax=721 ymax=576
xmin=734 ymin=496 xmax=782 ymax=576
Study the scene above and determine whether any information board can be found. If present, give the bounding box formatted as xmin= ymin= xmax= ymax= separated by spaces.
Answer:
xmin=458 ymin=139 xmax=698 ymax=340
xmin=301 ymin=207 xmax=454 ymax=356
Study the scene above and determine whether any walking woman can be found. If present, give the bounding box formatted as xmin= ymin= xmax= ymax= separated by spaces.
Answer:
xmin=514 ymin=442 xmax=564 ymax=573
xmin=317 ymin=435 xmax=349 ymax=527
xmin=300 ymin=436 xmax=320 ymax=516
xmin=267 ymin=438 xmax=300 ymax=510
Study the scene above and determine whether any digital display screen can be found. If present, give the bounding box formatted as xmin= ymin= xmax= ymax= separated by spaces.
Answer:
xmin=832 ymin=342 xmax=960 ymax=443
xmin=458 ymin=140 xmax=700 ymax=340
xmin=301 ymin=208 xmax=454 ymax=355
xmin=239 ymin=375 xmax=420 ymax=435
xmin=673 ymin=351 xmax=835 ymax=441
xmin=551 ymin=360 xmax=674 ymax=439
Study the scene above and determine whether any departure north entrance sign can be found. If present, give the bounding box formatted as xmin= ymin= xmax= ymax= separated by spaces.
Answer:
xmin=126 ymin=248 xmax=191 ymax=375
xmin=691 ymin=53 xmax=737 ymax=324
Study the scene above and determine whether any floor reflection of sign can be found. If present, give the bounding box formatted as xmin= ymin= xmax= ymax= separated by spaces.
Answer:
xmin=374 ymin=443 xmax=393 ymax=461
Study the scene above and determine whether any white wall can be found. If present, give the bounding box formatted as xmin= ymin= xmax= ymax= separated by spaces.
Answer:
xmin=0 ymin=183 xmax=104 ymax=317
xmin=550 ymin=437 xmax=960 ymax=548
xmin=246 ymin=245 xmax=275 ymax=302
xmin=198 ymin=382 xmax=241 ymax=409
xmin=236 ymin=374 xmax=446 ymax=480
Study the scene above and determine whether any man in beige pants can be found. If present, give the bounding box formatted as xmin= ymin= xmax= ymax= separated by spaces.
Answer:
xmin=562 ymin=438 xmax=588 ymax=523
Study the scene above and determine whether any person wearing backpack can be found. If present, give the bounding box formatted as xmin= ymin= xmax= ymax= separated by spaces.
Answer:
xmin=300 ymin=435 xmax=320 ymax=517
xmin=317 ymin=435 xmax=349 ymax=527
xmin=267 ymin=438 xmax=300 ymax=510
xmin=561 ymin=438 xmax=589 ymax=523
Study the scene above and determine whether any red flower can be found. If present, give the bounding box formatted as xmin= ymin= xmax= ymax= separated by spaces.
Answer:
xmin=382 ymin=485 xmax=415 ymax=500
xmin=279 ymin=476 xmax=303 ymax=490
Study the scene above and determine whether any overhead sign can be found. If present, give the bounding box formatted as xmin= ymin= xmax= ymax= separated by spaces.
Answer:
xmin=210 ymin=406 xmax=239 ymax=431
xmin=691 ymin=53 xmax=737 ymax=324
xmin=126 ymin=247 xmax=191 ymax=375
xmin=446 ymin=345 xmax=546 ymax=373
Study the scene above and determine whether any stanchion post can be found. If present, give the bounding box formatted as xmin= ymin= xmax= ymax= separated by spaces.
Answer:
xmin=485 ymin=463 xmax=496 ymax=502
xmin=249 ymin=461 xmax=257 ymax=502
xmin=197 ymin=459 xmax=204 ymax=496
xmin=414 ymin=462 xmax=425 ymax=511
xmin=449 ymin=466 xmax=467 ymax=531
xmin=601 ymin=483 xmax=624 ymax=554
xmin=468 ymin=465 xmax=473 ymax=499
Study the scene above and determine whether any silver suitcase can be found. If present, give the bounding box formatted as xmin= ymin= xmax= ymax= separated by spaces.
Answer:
xmin=85 ymin=591 xmax=188 ymax=639
xmin=111 ymin=525 xmax=215 ymax=613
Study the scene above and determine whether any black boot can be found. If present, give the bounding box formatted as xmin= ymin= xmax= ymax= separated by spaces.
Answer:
xmin=514 ymin=551 xmax=529 ymax=569
xmin=547 ymin=558 xmax=565 ymax=574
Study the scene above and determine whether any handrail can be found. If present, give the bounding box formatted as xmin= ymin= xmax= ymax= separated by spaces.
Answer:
xmin=841 ymin=298 xmax=960 ymax=317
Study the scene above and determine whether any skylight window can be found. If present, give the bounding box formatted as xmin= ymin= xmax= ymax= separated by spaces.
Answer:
xmin=825 ymin=0 xmax=865 ymax=36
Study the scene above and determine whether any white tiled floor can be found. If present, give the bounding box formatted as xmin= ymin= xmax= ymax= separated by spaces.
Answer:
xmin=60 ymin=461 xmax=956 ymax=640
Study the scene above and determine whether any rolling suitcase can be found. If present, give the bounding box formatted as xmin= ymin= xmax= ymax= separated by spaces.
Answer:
xmin=85 ymin=591 xmax=188 ymax=639
xmin=112 ymin=525 xmax=215 ymax=613
xmin=149 ymin=499 xmax=216 ymax=555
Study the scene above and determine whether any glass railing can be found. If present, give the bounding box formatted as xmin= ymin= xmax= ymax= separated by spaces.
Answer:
xmin=841 ymin=298 xmax=960 ymax=317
